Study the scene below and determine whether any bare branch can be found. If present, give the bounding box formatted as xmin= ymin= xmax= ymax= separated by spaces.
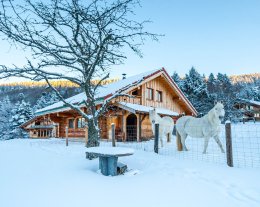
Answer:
xmin=0 ymin=0 xmax=161 ymax=146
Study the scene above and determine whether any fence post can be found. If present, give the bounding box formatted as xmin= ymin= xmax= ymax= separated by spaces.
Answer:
xmin=225 ymin=121 xmax=233 ymax=167
xmin=85 ymin=125 xmax=88 ymax=147
xmin=154 ymin=123 xmax=159 ymax=153
xmin=176 ymin=131 xmax=183 ymax=151
xmin=65 ymin=126 xmax=68 ymax=147
xmin=111 ymin=123 xmax=116 ymax=147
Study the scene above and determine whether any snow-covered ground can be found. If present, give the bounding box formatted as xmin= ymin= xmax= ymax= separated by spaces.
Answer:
xmin=1 ymin=138 xmax=260 ymax=207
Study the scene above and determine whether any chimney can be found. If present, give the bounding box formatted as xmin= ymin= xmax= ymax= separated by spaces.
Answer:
xmin=122 ymin=73 xmax=126 ymax=80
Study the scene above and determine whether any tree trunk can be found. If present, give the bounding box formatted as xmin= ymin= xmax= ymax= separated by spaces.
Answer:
xmin=86 ymin=118 xmax=100 ymax=148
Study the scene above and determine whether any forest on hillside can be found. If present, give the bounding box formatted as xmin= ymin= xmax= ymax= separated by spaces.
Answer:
xmin=0 ymin=69 xmax=259 ymax=140
xmin=172 ymin=68 xmax=260 ymax=119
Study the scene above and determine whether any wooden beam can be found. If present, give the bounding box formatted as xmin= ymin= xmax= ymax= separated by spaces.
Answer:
xmin=138 ymin=114 xmax=142 ymax=141
xmin=172 ymin=97 xmax=181 ymax=101
xmin=141 ymin=114 xmax=147 ymax=123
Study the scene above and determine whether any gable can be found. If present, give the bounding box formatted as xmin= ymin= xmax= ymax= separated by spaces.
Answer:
xmin=113 ymin=69 xmax=197 ymax=116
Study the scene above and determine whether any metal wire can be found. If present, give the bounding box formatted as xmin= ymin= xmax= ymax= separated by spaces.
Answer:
xmin=100 ymin=122 xmax=260 ymax=168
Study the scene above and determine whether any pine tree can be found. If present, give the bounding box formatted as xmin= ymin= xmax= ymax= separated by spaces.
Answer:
xmin=182 ymin=67 xmax=213 ymax=115
xmin=10 ymin=100 xmax=34 ymax=139
xmin=0 ymin=96 xmax=13 ymax=140
xmin=238 ymin=83 xmax=260 ymax=102
xmin=33 ymin=91 xmax=59 ymax=111
xmin=207 ymin=73 xmax=217 ymax=93
xmin=171 ymin=71 xmax=184 ymax=91
xmin=215 ymin=73 xmax=241 ymax=121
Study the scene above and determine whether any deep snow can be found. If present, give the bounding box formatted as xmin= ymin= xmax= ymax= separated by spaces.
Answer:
xmin=0 ymin=138 xmax=260 ymax=207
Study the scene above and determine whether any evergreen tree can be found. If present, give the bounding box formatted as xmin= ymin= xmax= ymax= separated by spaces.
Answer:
xmin=238 ymin=84 xmax=260 ymax=102
xmin=207 ymin=73 xmax=217 ymax=93
xmin=171 ymin=71 xmax=184 ymax=91
xmin=33 ymin=91 xmax=59 ymax=111
xmin=182 ymin=67 xmax=213 ymax=115
xmin=10 ymin=100 xmax=34 ymax=139
xmin=0 ymin=96 xmax=13 ymax=140
xmin=215 ymin=73 xmax=241 ymax=121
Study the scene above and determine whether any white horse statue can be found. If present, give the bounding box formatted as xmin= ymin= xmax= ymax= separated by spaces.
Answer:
xmin=149 ymin=108 xmax=174 ymax=148
xmin=176 ymin=102 xmax=225 ymax=154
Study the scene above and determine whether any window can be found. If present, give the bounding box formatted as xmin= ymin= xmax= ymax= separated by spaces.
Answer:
xmin=68 ymin=119 xmax=74 ymax=128
xmin=156 ymin=90 xmax=163 ymax=102
xmin=146 ymin=88 xmax=154 ymax=100
xmin=132 ymin=90 xmax=138 ymax=96
xmin=76 ymin=118 xmax=86 ymax=128
xmin=35 ymin=121 xmax=40 ymax=126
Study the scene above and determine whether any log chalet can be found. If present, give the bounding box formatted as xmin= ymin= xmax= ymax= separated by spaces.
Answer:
xmin=21 ymin=68 xmax=197 ymax=141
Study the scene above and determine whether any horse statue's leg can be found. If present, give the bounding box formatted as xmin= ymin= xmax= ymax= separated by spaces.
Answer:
xmin=180 ymin=133 xmax=188 ymax=151
xmin=160 ymin=134 xmax=164 ymax=148
xmin=213 ymin=135 xmax=225 ymax=153
xmin=168 ymin=132 xmax=172 ymax=143
xmin=203 ymin=137 xmax=210 ymax=154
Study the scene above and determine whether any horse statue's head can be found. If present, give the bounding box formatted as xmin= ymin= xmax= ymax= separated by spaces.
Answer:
xmin=209 ymin=102 xmax=225 ymax=124
xmin=149 ymin=107 xmax=157 ymax=125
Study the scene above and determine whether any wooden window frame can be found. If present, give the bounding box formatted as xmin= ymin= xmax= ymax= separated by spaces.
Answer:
xmin=76 ymin=117 xmax=85 ymax=128
xmin=156 ymin=90 xmax=163 ymax=102
xmin=132 ymin=89 xmax=138 ymax=96
xmin=68 ymin=118 xmax=75 ymax=129
xmin=146 ymin=87 xmax=154 ymax=100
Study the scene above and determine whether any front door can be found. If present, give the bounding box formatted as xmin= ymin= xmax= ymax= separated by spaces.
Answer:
xmin=126 ymin=114 xmax=137 ymax=141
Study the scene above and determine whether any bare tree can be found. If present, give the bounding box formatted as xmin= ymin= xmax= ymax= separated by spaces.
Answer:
xmin=0 ymin=0 xmax=159 ymax=146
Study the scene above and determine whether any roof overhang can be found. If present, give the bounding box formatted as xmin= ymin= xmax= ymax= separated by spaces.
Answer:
xmin=116 ymin=102 xmax=179 ymax=117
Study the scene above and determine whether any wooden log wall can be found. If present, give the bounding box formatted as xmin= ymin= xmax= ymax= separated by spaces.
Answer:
xmin=141 ymin=76 xmax=187 ymax=114
xmin=114 ymin=96 xmax=141 ymax=105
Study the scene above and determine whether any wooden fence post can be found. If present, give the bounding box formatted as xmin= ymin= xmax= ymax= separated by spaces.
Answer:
xmin=154 ymin=123 xmax=159 ymax=154
xmin=65 ymin=126 xmax=68 ymax=147
xmin=225 ymin=121 xmax=233 ymax=167
xmin=85 ymin=125 xmax=88 ymax=147
xmin=111 ymin=123 xmax=116 ymax=147
xmin=176 ymin=131 xmax=183 ymax=151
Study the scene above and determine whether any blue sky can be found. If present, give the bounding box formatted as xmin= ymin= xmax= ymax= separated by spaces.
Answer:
xmin=0 ymin=0 xmax=259 ymax=82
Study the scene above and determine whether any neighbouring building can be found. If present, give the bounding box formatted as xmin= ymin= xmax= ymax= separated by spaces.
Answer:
xmin=235 ymin=99 xmax=260 ymax=122
xmin=21 ymin=68 xmax=197 ymax=141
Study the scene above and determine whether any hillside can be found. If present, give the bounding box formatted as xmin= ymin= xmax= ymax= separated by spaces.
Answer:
xmin=230 ymin=73 xmax=260 ymax=84
xmin=0 ymin=78 xmax=119 ymax=88
xmin=0 ymin=78 xmax=119 ymax=106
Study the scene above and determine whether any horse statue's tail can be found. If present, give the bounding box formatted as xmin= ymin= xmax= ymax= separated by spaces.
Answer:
xmin=172 ymin=124 xmax=176 ymax=136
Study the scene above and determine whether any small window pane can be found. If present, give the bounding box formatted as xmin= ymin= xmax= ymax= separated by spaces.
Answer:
xmin=146 ymin=88 xmax=154 ymax=100
xmin=156 ymin=90 xmax=162 ymax=102
xmin=132 ymin=90 xmax=138 ymax=96
xmin=76 ymin=118 xmax=86 ymax=128
xmin=69 ymin=119 xmax=74 ymax=128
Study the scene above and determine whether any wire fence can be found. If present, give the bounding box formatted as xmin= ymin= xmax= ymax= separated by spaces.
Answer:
xmin=100 ymin=122 xmax=260 ymax=168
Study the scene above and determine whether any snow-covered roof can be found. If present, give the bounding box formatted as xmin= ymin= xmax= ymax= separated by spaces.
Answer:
xmin=248 ymin=100 xmax=260 ymax=106
xmin=238 ymin=99 xmax=260 ymax=107
xmin=35 ymin=69 xmax=161 ymax=115
xmin=34 ymin=67 xmax=197 ymax=117
xmin=117 ymin=102 xmax=179 ymax=116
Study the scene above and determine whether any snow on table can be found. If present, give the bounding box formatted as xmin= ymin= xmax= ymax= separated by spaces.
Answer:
xmin=86 ymin=147 xmax=134 ymax=176
xmin=85 ymin=147 xmax=134 ymax=157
